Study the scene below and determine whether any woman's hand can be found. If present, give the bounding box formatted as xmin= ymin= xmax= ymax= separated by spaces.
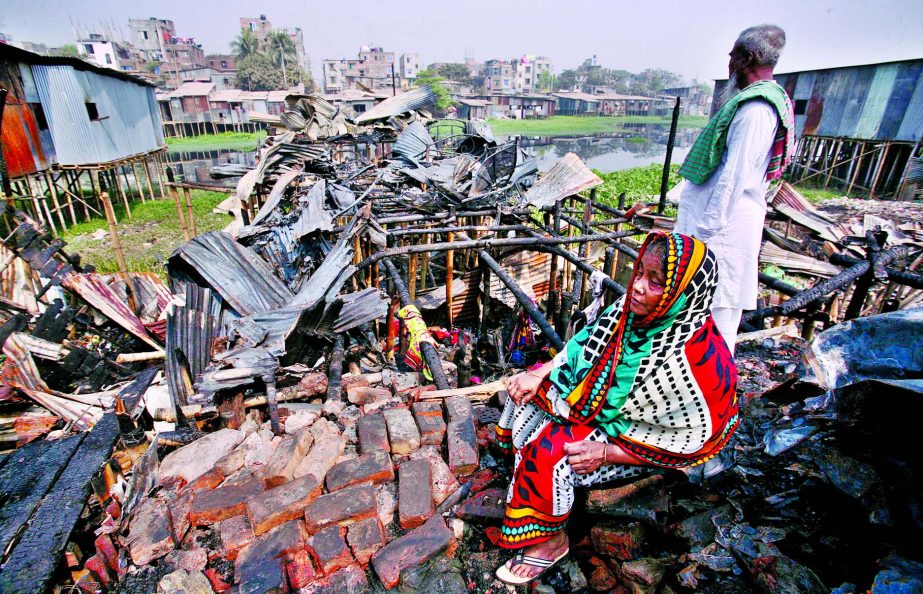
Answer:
xmin=563 ymin=440 xmax=608 ymax=475
xmin=506 ymin=362 xmax=553 ymax=406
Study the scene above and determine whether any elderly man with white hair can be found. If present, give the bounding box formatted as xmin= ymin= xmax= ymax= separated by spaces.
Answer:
xmin=672 ymin=24 xmax=795 ymax=354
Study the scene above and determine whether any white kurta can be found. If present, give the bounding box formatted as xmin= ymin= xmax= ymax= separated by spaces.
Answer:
xmin=671 ymin=100 xmax=779 ymax=310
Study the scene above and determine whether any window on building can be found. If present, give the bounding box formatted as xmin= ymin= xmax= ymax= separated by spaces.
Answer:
xmin=84 ymin=44 xmax=94 ymax=54
xmin=105 ymin=54 xmax=112 ymax=64
xmin=354 ymin=104 xmax=366 ymax=113
xmin=794 ymin=99 xmax=808 ymax=115
xmin=221 ymin=60 xmax=227 ymax=68
xmin=29 ymin=103 xmax=48 ymax=130
xmin=142 ymin=31 xmax=149 ymax=40
xmin=85 ymin=102 xmax=100 ymax=121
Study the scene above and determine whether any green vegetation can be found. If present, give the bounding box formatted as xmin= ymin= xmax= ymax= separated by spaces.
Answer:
xmin=231 ymin=28 xmax=312 ymax=90
xmin=487 ymin=115 xmax=707 ymax=137
xmin=592 ymin=163 xmax=681 ymax=217
xmin=61 ymin=191 xmax=232 ymax=276
xmin=414 ymin=69 xmax=455 ymax=112
xmin=791 ymin=182 xmax=848 ymax=204
xmin=166 ymin=131 xmax=266 ymax=152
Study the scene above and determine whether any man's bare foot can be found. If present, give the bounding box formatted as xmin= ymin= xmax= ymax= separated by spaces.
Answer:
xmin=505 ymin=531 xmax=569 ymax=580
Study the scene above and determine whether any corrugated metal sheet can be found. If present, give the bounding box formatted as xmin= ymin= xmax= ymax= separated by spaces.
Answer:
xmin=523 ymin=152 xmax=601 ymax=210
xmin=855 ymin=64 xmax=898 ymax=139
xmin=168 ymin=231 xmax=293 ymax=316
xmin=897 ymin=69 xmax=923 ymax=141
xmin=31 ymin=65 xmax=164 ymax=165
xmin=0 ymin=61 xmax=52 ymax=177
xmin=392 ymin=121 xmax=435 ymax=160
xmin=354 ymin=86 xmax=436 ymax=124
xmin=816 ymin=69 xmax=854 ymax=137
xmin=880 ymin=61 xmax=923 ymax=139
xmin=490 ymin=251 xmax=552 ymax=309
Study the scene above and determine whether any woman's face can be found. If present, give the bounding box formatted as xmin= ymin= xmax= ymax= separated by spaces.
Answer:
xmin=629 ymin=247 xmax=667 ymax=317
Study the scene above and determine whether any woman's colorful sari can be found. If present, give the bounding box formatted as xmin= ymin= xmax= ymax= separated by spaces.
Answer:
xmin=495 ymin=232 xmax=739 ymax=549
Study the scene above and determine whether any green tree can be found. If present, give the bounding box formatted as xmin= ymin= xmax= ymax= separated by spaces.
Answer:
xmin=414 ymin=68 xmax=455 ymax=111
xmin=52 ymin=44 xmax=79 ymax=57
xmin=555 ymin=69 xmax=578 ymax=91
xmin=536 ymin=70 xmax=554 ymax=92
xmin=631 ymin=68 xmax=684 ymax=96
xmin=435 ymin=63 xmax=471 ymax=83
xmin=266 ymin=31 xmax=297 ymax=69
xmin=236 ymin=53 xmax=284 ymax=91
xmin=231 ymin=29 xmax=259 ymax=61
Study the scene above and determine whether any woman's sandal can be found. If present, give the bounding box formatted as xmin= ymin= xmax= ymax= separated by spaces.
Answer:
xmin=495 ymin=548 xmax=569 ymax=585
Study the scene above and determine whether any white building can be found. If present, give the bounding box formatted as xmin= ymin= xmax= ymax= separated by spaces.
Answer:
xmin=400 ymin=53 xmax=420 ymax=85
xmin=78 ymin=34 xmax=119 ymax=70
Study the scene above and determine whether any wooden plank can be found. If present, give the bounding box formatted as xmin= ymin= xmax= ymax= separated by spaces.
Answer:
xmin=0 ymin=434 xmax=85 ymax=564
xmin=0 ymin=414 xmax=120 ymax=594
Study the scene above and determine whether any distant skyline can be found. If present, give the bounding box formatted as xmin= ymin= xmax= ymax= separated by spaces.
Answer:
xmin=2 ymin=0 xmax=922 ymax=85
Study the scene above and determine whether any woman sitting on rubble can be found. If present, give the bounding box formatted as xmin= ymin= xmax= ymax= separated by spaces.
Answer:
xmin=494 ymin=231 xmax=739 ymax=585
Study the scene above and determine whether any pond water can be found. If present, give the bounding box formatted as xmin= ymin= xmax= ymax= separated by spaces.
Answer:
xmin=165 ymin=123 xmax=700 ymax=186
xmin=501 ymin=124 xmax=699 ymax=173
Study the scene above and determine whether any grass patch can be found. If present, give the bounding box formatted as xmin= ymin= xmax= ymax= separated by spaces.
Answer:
xmin=792 ymin=182 xmax=849 ymax=204
xmin=60 ymin=190 xmax=232 ymax=276
xmin=487 ymin=115 xmax=707 ymax=137
xmin=592 ymin=163 xmax=681 ymax=217
xmin=166 ymin=131 xmax=266 ymax=152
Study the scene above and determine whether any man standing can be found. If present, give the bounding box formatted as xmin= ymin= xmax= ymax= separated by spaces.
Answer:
xmin=672 ymin=24 xmax=795 ymax=354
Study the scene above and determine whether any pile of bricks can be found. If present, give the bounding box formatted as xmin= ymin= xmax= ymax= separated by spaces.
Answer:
xmin=81 ymin=369 xmax=496 ymax=592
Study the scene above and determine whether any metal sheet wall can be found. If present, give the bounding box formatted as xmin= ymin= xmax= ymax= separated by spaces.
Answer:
xmin=855 ymin=64 xmax=898 ymax=139
xmin=897 ymin=71 xmax=923 ymax=141
xmin=31 ymin=65 xmax=164 ymax=166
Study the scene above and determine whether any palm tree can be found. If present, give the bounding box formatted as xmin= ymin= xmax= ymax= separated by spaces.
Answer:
xmin=266 ymin=31 xmax=298 ymax=87
xmin=231 ymin=29 xmax=259 ymax=61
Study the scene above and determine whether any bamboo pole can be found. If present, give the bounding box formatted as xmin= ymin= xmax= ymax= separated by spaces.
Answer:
xmin=95 ymin=172 xmax=127 ymax=273
xmin=408 ymin=253 xmax=418 ymax=301
xmin=30 ymin=175 xmax=57 ymax=237
xmin=182 ymin=187 xmax=197 ymax=237
xmin=446 ymin=231 xmax=454 ymax=328
xmin=43 ymin=170 xmax=67 ymax=230
xmin=869 ymin=142 xmax=891 ymax=200
xmin=154 ymin=154 xmax=167 ymax=199
xmin=166 ymin=170 xmax=191 ymax=242
xmin=846 ymin=142 xmax=868 ymax=196
xmin=54 ymin=171 xmax=78 ymax=225
xmin=132 ymin=162 xmax=147 ymax=205
xmin=112 ymin=167 xmax=129 ymax=221
xmin=143 ymin=157 xmax=157 ymax=201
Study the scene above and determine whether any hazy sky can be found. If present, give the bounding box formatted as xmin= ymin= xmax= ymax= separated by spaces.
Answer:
xmin=2 ymin=0 xmax=922 ymax=83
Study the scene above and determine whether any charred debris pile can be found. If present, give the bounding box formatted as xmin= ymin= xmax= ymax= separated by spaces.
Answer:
xmin=0 ymin=86 xmax=921 ymax=593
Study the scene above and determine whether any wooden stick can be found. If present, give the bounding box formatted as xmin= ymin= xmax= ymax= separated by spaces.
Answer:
xmin=44 ymin=170 xmax=67 ymax=230
xmin=132 ymin=162 xmax=147 ymax=205
xmin=183 ymin=187 xmax=197 ymax=236
xmin=419 ymin=378 xmax=509 ymax=402
xmin=408 ymin=253 xmax=418 ymax=302
xmin=115 ymin=350 xmax=167 ymax=363
xmin=96 ymin=171 xmax=128 ymax=273
xmin=169 ymin=184 xmax=190 ymax=241
xmin=143 ymin=158 xmax=157 ymax=201
xmin=735 ymin=323 xmax=799 ymax=344
xmin=446 ymin=231 xmax=454 ymax=328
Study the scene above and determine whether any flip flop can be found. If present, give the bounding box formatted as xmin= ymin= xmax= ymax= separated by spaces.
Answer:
xmin=495 ymin=548 xmax=569 ymax=585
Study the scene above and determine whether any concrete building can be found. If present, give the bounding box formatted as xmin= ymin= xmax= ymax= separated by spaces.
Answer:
xmin=485 ymin=59 xmax=514 ymax=92
xmin=400 ymin=53 xmax=420 ymax=86
xmin=241 ymin=16 xmax=308 ymax=72
xmin=486 ymin=56 xmax=553 ymax=94
xmin=128 ymin=18 xmax=205 ymax=84
xmin=77 ymin=34 xmax=118 ymax=70
xmin=323 ymin=46 xmax=400 ymax=93
xmin=659 ymin=85 xmax=711 ymax=116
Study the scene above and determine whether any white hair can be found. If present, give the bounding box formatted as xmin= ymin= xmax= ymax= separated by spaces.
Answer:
xmin=735 ymin=24 xmax=786 ymax=68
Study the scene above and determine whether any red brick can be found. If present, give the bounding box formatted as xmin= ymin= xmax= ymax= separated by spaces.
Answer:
xmin=297 ymin=372 xmax=328 ymax=397
xmin=248 ymin=475 xmax=323 ymax=536
xmin=204 ymin=567 xmax=233 ymax=592
xmin=191 ymin=446 xmax=248 ymax=491
xmin=303 ymin=482 xmax=377 ymax=533
xmin=299 ymin=565 xmax=369 ymax=594
xmin=325 ymin=451 xmax=394 ymax=492
xmin=383 ymin=408 xmax=421 ymax=455
xmin=310 ymin=526 xmax=354 ymax=575
xmin=106 ymin=499 xmax=121 ymax=520
xmin=408 ymin=447 xmax=460 ymax=507
xmin=168 ymin=487 xmax=193 ymax=543
xmin=235 ymin=520 xmax=308 ymax=587
xmin=411 ymin=400 xmax=442 ymax=417
xmin=218 ymin=515 xmax=255 ymax=560
xmin=339 ymin=373 xmax=370 ymax=394
xmin=455 ymin=488 xmax=506 ymax=522
xmin=346 ymin=517 xmax=385 ymax=566
xmin=591 ymin=522 xmax=645 ymax=561
xmin=84 ymin=554 xmax=113 ymax=588
xmin=459 ymin=468 xmax=497 ymax=495
xmin=414 ymin=412 xmax=446 ymax=446
xmin=285 ymin=549 xmax=319 ymax=589
xmin=444 ymin=395 xmax=473 ymax=423
xmin=398 ymin=459 xmax=434 ymax=530
xmin=406 ymin=385 xmax=436 ymax=401
xmin=190 ymin=478 xmax=264 ymax=526
xmin=237 ymin=559 xmax=289 ymax=593
xmin=446 ymin=419 xmax=479 ymax=476
xmin=125 ymin=497 xmax=174 ymax=566
xmin=357 ymin=413 xmax=390 ymax=454
xmin=347 ymin=386 xmax=392 ymax=406
xmin=370 ymin=516 xmax=457 ymax=589
xmin=94 ymin=533 xmax=119 ymax=575
xmin=294 ymin=431 xmax=345 ymax=483
xmin=263 ymin=427 xmax=314 ymax=488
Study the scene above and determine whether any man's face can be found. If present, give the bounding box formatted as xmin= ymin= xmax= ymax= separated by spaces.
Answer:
xmin=728 ymin=43 xmax=749 ymax=85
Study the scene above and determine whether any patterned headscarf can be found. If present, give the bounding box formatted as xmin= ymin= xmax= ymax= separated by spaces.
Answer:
xmin=532 ymin=232 xmax=739 ymax=467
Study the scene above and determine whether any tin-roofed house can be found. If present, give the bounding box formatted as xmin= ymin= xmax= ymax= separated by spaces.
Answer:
xmin=714 ymin=58 xmax=923 ymax=199
xmin=553 ymin=92 xmax=600 ymax=116
xmin=0 ymin=43 xmax=167 ymax=235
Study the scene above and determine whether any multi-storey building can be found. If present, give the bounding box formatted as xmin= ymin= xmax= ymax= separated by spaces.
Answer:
xmin=240 ymin=16 xmax=309 ymax=71
xmin=485 ymin=55 xmax=552 ymax=93
xmin=128 ymin=18 xmax=204 ymax=83
xmin=400 ymin=53 xmax=420 ymax=85
xmin=323 ymin=46 xmax=400 ymax=93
